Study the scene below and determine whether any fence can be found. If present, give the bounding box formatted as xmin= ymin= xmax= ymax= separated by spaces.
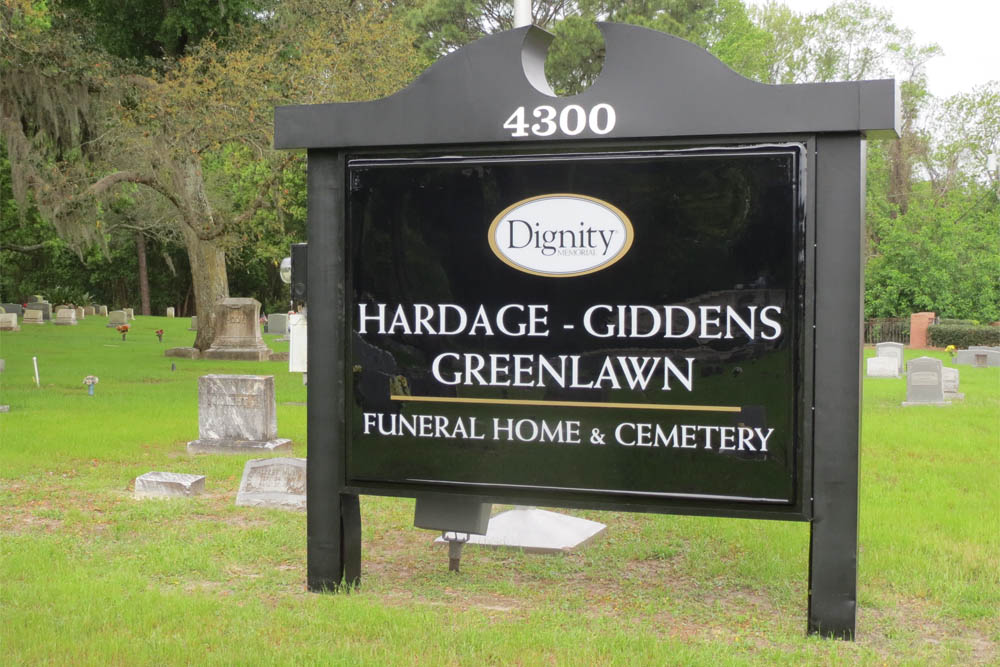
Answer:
xmin=864 ymin=318 xmax=909 ymax=345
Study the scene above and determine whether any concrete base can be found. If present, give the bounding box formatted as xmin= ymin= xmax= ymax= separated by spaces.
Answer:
xmin=135 ymin=472 xmax=206 ymax=498
xmin=165 ymin=347 xmax=201 ymax=359
xmin=202 ymin=347 xmax=271 ymax=361
xmin=186 ymin=438 xmax=292 ymax=455
xmin=269 ymin=352 xmax=289 ymax=362
xmin=435 ymin=507 xmax=607 ymax=554
xmin=901 ymin=401 xmax=951 ymax=407
xmin=0 ymin=325 xmax=19 ymax=332
xmin=944 ymin=392 xmax=965 ymax=400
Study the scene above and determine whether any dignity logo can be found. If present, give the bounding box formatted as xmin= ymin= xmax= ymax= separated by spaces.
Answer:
xmin=488 ymin=194 xmax=633 ymax=277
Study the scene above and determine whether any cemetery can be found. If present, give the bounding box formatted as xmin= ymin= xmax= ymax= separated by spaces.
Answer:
xmin=2 ymin=1 xmax=998 ymax=663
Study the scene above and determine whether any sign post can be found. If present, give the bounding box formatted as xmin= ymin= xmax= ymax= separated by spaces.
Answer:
xmin=275 ymin=23 xmax=897 ymax=638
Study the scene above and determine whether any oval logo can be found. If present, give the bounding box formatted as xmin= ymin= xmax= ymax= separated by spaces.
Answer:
xmin=488 ymin=194 xmax=633 ymax=277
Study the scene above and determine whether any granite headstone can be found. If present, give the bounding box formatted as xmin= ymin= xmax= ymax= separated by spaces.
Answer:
xmin=1 ymin=303 xmax=23 ymax=317
xmin=186 ymin=374 xmax=292 ymax=454
xmin=866 ymin=356 xmax=898 ymax=378
xmin=942 ymin=367 xmax=964 ymax=400
xmin=266 ymin=313 xmax=288 ymax=336
xmin=55 ymin=309 xmax=78 ymax=326
xmin=0 ymin=313 xmax=19 ymax=331
xmin=98 ymin=305 xmax=108 ymax=316
xmin=25 ymin=302 xmax=51 ymax=320
xmin=166 ymin=307 xmax=175 ymax=318
xmin=235 ymin=457 xmax=306 ymax=510
xmin=903 ymin=356 xmax=950 ymax=406
xmin=188 ymin=316 xmax=198 ymax=331
xmin=74 ymin=306 xmax=85 ymax=320
xmin=202 ymin=298 xmax=271 ymax=361
xmin=875 ymin=342 xmax=904 ymax=376
xmin=22 ymin=309 xmax=44 ymax=325
xmin=134 ymin=472 xmax=206 ymax=498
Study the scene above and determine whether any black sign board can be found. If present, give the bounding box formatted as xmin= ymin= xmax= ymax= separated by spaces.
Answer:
xmin=347 ymin=145 xmax=807 ymax=514
xmin=274 ymin=23 xmax=897 ymax=639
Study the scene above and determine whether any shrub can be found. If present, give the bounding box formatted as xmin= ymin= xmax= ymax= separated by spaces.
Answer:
xmin=939 ymin=318 xmax=979 ymax=326
xmin=927 ymin=324 xmax=1000 ymax=348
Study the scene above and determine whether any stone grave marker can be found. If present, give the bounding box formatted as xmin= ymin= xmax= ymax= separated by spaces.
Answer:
xmin=266 ymin=313 xmax=288 ymax=336
xmin=203 ymin=298 xmax=271 ymax=361
xmin=942 ymin=367 xmax=964 ymax=400
xmin=107 ymin=310 xmax=127 ymax=328
xmin=0 ymin=313 xmax=19 ymax=331
xmin=75 ymin=306 xmax=86 ymax=320
xmin=902 ymin=356 xmax=950 ymax=406
xmin=2 ymin=303 xmax=23 ymax=316
xmin=134 ymin=472 xmax=206 ymax=498
xmin=187 ymin=374 xmax=292 ymax=454
xmin=123 ymin=307 xmax=135 ymax=321
xmin=236 ymin=458 xmax=307 ymax=510
xmin=866 ymin=356 xmax=897 ymax=378
xmin=28 ymin=295 xmax=44 ymax=303
xmin=98 ymin=305 xmax=108 ymax=316
xmin=166 ymin=307 xmax=175 ymax=318
xmin=84 ymin=306 xmax=96 ymax=316
xmin=188 ymin=316 xmax=198 ymax=331
xmin=954 ymin=349 xmax=1000 ymax=368
xmin=0 ymin=305 xmax=4 ymax=313
xmin=874 ymin=342 xmax=904 ymax=376
xmin=55 ymin=308 xmax=78 ymax=326
xmin=0 ymin=358 xmax=5 ymax=373
xmin=23 ymin=309 xmax=44 ymax=325
xmin=25 ymin=302 xmax=51 ymax=320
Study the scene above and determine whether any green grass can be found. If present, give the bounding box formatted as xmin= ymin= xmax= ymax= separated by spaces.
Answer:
xmin=1 ymin=320 xmax=997 ymax=664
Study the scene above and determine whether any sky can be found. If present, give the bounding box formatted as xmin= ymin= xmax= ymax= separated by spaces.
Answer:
xmin=745 ymin=0 xmax=1000 ymax=98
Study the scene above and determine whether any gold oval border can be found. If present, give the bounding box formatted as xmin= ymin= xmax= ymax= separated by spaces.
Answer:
xmin=488 ymin=194 xmax=634 ymax=278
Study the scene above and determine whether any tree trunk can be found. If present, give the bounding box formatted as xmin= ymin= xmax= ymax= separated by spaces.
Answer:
xmin=179 ymin=223 xmax=229 ymax=350
xmin=136 ymin=231 xmax=151 ymax=315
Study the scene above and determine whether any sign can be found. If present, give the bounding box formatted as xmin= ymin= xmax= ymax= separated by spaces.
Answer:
xmin=346 ymin=146 xmax=806 ymax=514
xmin=274 ymin=22 xmax=898 ymax=638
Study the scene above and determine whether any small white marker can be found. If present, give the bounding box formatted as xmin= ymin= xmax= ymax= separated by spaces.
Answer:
xmin=563 ymin=324 xmax=574 ymax=330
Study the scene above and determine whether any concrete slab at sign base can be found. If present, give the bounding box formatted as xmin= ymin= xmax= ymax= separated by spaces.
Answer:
xmin=165 ymin=347 xmax=201 ymax=359
xmin=435 ymin=508 xmax=607 ymax=554
xmin=186 ymin=438 xmax=292 ymax=455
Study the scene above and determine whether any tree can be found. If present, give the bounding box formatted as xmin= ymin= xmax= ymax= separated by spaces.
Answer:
xmin=2 ymin=0 xmax=424 ymax=348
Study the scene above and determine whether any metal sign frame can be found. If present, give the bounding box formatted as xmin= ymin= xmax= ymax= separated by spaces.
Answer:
xmin=274 ymin=23 xmax=898 ymax=639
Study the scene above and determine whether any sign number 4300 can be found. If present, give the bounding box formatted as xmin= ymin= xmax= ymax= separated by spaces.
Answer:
xmin=503 ymin=103 xmax=616 ymax=137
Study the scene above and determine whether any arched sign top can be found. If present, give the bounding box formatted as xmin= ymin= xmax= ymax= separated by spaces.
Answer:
xmin=274 ymin=22 xmax=899 ymax=150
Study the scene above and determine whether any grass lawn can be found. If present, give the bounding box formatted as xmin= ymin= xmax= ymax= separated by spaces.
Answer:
xmin=1 ymin=316 xmax=997 ymax=664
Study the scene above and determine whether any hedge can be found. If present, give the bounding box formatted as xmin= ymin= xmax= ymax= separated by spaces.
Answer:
xmin=939 ymin=318 xmax=980 ymax=326
xmin=927 ymin=324 xmax=1000 ymax=348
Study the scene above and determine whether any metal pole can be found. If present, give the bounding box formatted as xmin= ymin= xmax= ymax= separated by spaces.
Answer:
xmin=514 ymin=0 xmax=531 ymax=28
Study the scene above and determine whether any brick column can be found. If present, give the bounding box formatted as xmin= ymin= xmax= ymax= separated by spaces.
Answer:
xmin=909 ymin=312 xmax=936 ymax=349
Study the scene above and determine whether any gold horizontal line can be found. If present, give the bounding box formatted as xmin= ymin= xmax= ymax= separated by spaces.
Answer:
xmin=389 ymin=395 xmax=741 ymax=413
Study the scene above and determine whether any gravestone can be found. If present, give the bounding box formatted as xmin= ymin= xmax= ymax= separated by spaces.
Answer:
xmin=866 ymin=356 xmax=897 ymax=378
xmin=235 ymin=457 xmax=307 ymax=510
xmin=123 ymin=308 xmax=135 ymax=321
xmin=134 ymin=472 xmax=206 ymax=498
xmin=107 ymin=310 xmax=127 ymax=328
xmin=954 ymin=349 xmax=1000 ymax=368
xmin=28 ymin=295 xmax=44 ymax=303
xmin=55 ymin=309 xmax=78 ymax=326
xmin=74 ymin=306 xmax=85 ymax=320
xmin=186 ymin=374 xmax=292 ymax=454
xmin=0 ymin=358 xmax=5 ymax=373
xmin=902 ymin=356 xmax=950 ymax=406
xmin=84 ymin=306 xmax=95 ymax=316
xmin=266 ymin=313 xmax=288 ymax=336
xmin=188 ymin=316 xmax=198 ymax=331
xmin=202 ymin=298 xmax=271 ymax=361
xmin=0 ymin=306 xmax=4 ymax=313
xmin=1 ymin=303 xmax=23 ymax=316
xmin=25 ymin=302 xmax=51 ymax=320
xmin=0 ymin=313 xmax=19 ymax=332
xmin=166 ymin=307 xmax=175 ymax=318
xmin=874 ymin=342 xmax=904 ymax=376
xmin=942 ymin=367 xmax=964 ymax=400
xmin=98 ymin=305 xmax=108 ymax=316
xmin=22 ymin=309 xmax=44 ymax=325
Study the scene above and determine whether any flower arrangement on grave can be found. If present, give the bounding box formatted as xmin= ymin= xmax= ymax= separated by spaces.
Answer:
xmin=83 ymin=375 xmax=99 ymax=396
xmin=945 ymin=344 xmax=956 ymax=359
xmin=117 ymin=324 xmax=129 ymax=340
xmin=155 ymin=329 xmax=164 ymax=342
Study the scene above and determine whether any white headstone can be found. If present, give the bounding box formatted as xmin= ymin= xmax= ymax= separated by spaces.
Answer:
xmin=187 ymin=374 xmax=292 ymax=454
xmin=902 ymin=356 xmax=950 ymax=406
xmin=123 ymin=308 xmax=135 ymax=321
xmin=98 ymin=305 xmax=108 ymax=316
xmin=84 ymin=306 xmax=96 ymax=316
xmin=166 ymin=307 xmax=175 ymax=318
xmin=267 ymin=312 xmax=288 ymax=335
xmin=0 ymin=313 xmax=19 ymax=331
xmin=23 ymin=309 xmax=44 ymax=325
xmin=942 ymin=367 xmax=964 ymax=400
xmin=107 ymin=310 xmax=127 ymax=328
xmin=875 ymin=342 xmax=904 ymax=375
xmin=236 ymin=458 xmax=306 ymax=510
xmin=134 ymin=472 xmax=206 ymax=498
xmin=866 ymin=356 xmax=898 ymax=378
xmin=189 ymin=316 xmax=198 ymax=331
xmin=74 ymin=306 xmax=85 ymax=320
xmin=54 ymin=308 xmax=78 ymax=326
